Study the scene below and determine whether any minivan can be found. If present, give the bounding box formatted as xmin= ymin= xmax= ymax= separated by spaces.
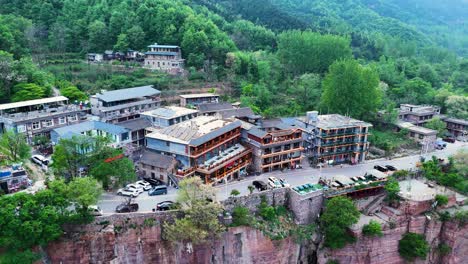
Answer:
xmin=148 ymin=185 xmax=168 ymax=196
xmin=31 ymin=155 xmax=49 ymax=166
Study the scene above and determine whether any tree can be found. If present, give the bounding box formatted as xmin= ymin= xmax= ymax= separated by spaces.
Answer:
xmin=0 ymin=130 xmax=31 ymax=162
xmin=248 ymin=185 xmax=255 ymax=194
xmin=288 ymin=73 xmax=322 ymax=112
xmin=445 ymin=95 xmax=468 ymax=120
xmin=398 ymin=232 xmax=429 ymax=261
xmin=126 ymin=26 xmax=145 ymax=50
xmin=277 ymin=30 xmax=352 ymax=75
xmin=51 ymin=136 xmax=94 ymax=179
xmin=67 ymin=177 xmax=102 ymax=216
xmin=163 ymin=177 xmax=224 ymax=245
xmin=89 ymin=153 xmax=136 ymax=189
xmin=385 ymin=177 xmax=400 ymax=202
xmin=88 ymin=20 xmax=108 ymax=52
xmin=424 ymin=117 xmax=448 ymax=137
xmin=230 ymin=189 xmax=240 ymax=197
xmin=60 ymin=85 xmax=87 ymax=102
xmin=11 ymin=83 xmax=46 ymax=102
xmin=321 ymin=196 xmax=360 ymax=249
xmin=113 ymin=33 xmax=129 ymax=52
xmin=231 ymin=206 xmax=251 ymax=226
xmin=452 ymin=149 xmax=468 ymax=177
xmin=321 ymin=59 xmax=381 ymax=120
xmin=435 ymin=194 xmax=449 ymax=207
xmin=362 ymin=220 xmax=383 ymax=237
xmin=392 ymin=77 xmax=434 ymax=105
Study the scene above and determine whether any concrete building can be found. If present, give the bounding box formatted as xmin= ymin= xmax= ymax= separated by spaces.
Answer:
xmin=296 ymin=112 xmax=372 ymax=165
xmin=396 ymin=121 xmax=437 ymax=150
xmin=87 ymin=53 xmax=103 ymax=62
xmin=0 ymin=96 xmax=88 ymax=144
xmin=138 ymin=151 xmax=177 ymax=185
xmin=90 ymin=86 xmax=161 ymax=123
xmin=51 ymin=120 xmax=131 ymax=148
xmin=118 ymin=118 xmax=152 ymax=147
xmin=145 ymin=116 xmax=252 ymax=184
xmin=441 ymin=117 xmax=467 ymax=139
xmin=198 ymin=102 xmax=234 ymax=115
xmin=198 ymin=102 xmax=255 ymax=121
xmin=179 ymin=93 xmax=219 ymax=107
xmin=398 ymin=104 xmax=440 ymax=126
xmin=141 ymin=106 xmax=198 ymax=128
xmin=243 ymin=119 xmax=303 ymax=173
xmin=144 ymin=43 xmax=184 ymax=73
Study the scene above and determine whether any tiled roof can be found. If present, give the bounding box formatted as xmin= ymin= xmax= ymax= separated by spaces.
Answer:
xmin=218 ymin=107 xmax=254 ymax=118
xmin=139 ymin=151 xmax=175 ymax=169
xmin=94 ymin=86 xmax=160 ymax=102
xmin=198 ymin=102 xmax=233 ymax=113
xmin=53 ymin=121 xmax=129 ymax=139
xmin=142 ymin=106 xmax=198 ymax=119
xmin=118 ymin=118 xmax=152 ymax=131
xmin=147 ymin=44 xmax=179 ymax=48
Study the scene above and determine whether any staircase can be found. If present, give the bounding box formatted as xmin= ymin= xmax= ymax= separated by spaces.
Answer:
xmin=363 ymin=194 xmax=386 ymax=215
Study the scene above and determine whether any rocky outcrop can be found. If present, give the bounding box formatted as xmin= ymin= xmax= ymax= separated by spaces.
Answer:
xmin=46 ymin=213 xmax=304 ymax=264
xmin=317 ymin=214 xmax=468 ymax=264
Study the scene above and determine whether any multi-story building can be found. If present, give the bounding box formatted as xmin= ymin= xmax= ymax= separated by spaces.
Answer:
xmin=398 ymin=104 xmax=440 ymax=126
xmin=179 ymin=93 xmax=219 ymax=107
xmin=51 ymin=120 xmax=131 ymax=148
xmin=441 ymin=117 xmax=467 ymax=139
xmin=138 ymin=150 xmax=177 ymax=186
xmin=144 ymin=43 xmax=184 ymax=73
xmin=243 ymin=119 xmax=303 ymax=173
xmin=141 ymin=106 xmax=198 ymax=128
xmin=118 ymin=118 xmax=152 ymax=147
xmin=0 ymin=96 xmax=88 ymax=144
xmin=297 ymin=112 xmax=372 ymax=166
xmin=90 ymin=86 xmax=161 ymax=124
xmin=396 ymin=121 xmax=437 ymax=150
xmin=145 ymin=116 xmax=252 ymax=184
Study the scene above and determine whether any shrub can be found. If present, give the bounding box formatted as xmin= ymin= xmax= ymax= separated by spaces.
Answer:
xmin=362 ymin=220 xmax=383 ymax=237
xmin=398 ymin=232 xmax=429 ymax=261
xmin=454 ymin=210 xmax=468 ymax=226
xmin=437 ymin=243 xmax=452 ymax=256
xmin=231 ymin=206 xmax=251 ymax=227
xmin=260 ymin=206 xmax=276 ymax=221
xmin=326 ymin=260 xmax=340 ymax=264
xmin=230 ymin=189 xmax=240 ymax=197
xmin=435 ymin=194 xmax=449 ymax=207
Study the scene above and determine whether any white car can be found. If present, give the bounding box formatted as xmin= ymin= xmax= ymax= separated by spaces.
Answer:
xmin=88 ymin=205 xmax=103 ymax=216
xmin=268 ymin=177 xmax=282 ymax=188
xmin=125 ymin=184 xmax=144 ymax=194
xmin=117 ymin=187 xmax=140 ymax=197
xmin=31 ymin=155 xmax=50 ymax=166
xmin=135 ymin=180 xmax=152 ymax=191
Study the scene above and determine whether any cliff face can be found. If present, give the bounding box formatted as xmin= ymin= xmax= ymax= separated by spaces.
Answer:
xmin=46 ymin=213 xmax=303 ymax=264
xmin=317 ymin=215 xmax=468 ymax=264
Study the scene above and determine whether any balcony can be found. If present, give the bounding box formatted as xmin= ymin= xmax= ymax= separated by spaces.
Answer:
xmin=320 ymin=139 xmax=359 ymax=147
xmin=1 ymin=105 xmax=87 ymax=122
xmin=262 ymin=147 xmax=304 ymax=158
xmin=205 ymin=159 xmax=251 ymax=184
xmin=196 ymin=144 xmax=251 ymax=174
xmin=190 ymin=131 xmax=240 ymax=157
xmin=261 ymin=156 xmax=301 ymax=168
xmin=320 ymin=130 xmax=358 ymax=138
xmin=176 ymin=166 xmax=196 ymax=177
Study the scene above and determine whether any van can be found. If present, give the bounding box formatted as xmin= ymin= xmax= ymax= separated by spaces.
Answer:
xmin=31 ymin=155 xmax=49 ymax=166
xmin=148 ymin=185 xmax=168 ymax=196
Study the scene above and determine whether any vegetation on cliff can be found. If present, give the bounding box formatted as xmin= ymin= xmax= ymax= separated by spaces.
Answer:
xmin=398 ymin=232 xmax=430 ymax=261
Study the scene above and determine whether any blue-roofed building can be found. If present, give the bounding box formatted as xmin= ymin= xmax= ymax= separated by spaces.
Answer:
xmin=51 ymin=121 xmax=131 ymax=148
xmin=141 ymin=106 xmax=198 ymax=128
xmin=145 ymin=116 xmax=251 ymax=184
xmin=90 ymin=86 xmax=161 ymax=123
xmin=144 ymin=43 xmax=184 ymax=74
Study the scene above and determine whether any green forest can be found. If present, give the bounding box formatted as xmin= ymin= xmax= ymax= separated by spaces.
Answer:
xmin=0 ymin=0 xmax=467 ymax=120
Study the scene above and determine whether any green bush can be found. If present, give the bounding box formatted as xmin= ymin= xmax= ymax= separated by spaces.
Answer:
xmin=398 ymin=232 xmax=429 ymax=261
xmin=437 ymin=243 xmax=452 ymax=256
xmin=435 ymin=194 xmax=449 ymax=207
xmin=231 ymin=206 xmax=252 ymax=227
xmin=362 ymin=220 xmax=383 ymax=237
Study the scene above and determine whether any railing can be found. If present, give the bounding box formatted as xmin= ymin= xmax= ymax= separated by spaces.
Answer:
xmin=196 ymin=148 xmax=251 ymax=174
xmin=261 ymin=156 xmax=301 ymax=168
xmin=190 ymin=132 xmax=240 ymax=157
xmin=3 ymin=105 xmax=87 ymax=121
xmin=262 ymin=137 xmax=302 ymax=147
xmin=321 ymin=131 xmax=358 ymax=138
xmin=262 ymin=147 xmax=304 ymax=158
xmin=320 ymin=139 xmax=359 ymax=147
xmin=176 ymin=166 xmax=196 ymax=177
xmin=324 ymin=180 xmax=387 ymax=198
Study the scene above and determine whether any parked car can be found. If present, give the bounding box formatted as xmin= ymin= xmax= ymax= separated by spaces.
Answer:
xmin=135 ymin=180 xmax=152 ymax=191
xmin=373 ymin=165 xmax=388 ymax=173
xmin=443 ymin=137 xmax=456 ymax=143
xmin=252 ymin=180 xmax=268 ymax=191
xmin=268 ymin=177 xmax=282 ymax=188
xmin=143 ymin=177 xmax=164 ymax=186
xmin=88 ymin=205 xmax=103 ymax=216
xmin=385 ymin=165 xmax=397 ymax=171
xmin=155 ymin=201 xmax=174 ymax=211
xmin=115 ymin=202 xmax=139 ymax=213
xmin=31 ymin=154 xmax=50 ymax=166
xmin=125 ymin=184 xmax=144 ymax=194
xmin=279 ymin=178 xmax=290 ymax=188
xmin=434 ymin=140 xmax=447 ymax=150
xmin=117 ymin=187 xmax=140 ymax=197
xmin=148 ymin=185 xmax=168 ymax=196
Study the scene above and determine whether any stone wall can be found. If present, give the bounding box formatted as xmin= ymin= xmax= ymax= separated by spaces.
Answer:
xmin=223 ymin=188 xmax=323 ymax=224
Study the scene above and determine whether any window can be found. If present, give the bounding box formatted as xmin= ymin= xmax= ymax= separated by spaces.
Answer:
xmin=42 ymin=119 xmax=53 ymax=127
xmin=159 ymin=174 xmax=164 ymax=180
xmin=151 ymin=172 xmax=156 ymax=178
xmin=32 ymin=122 xmax=40 ymax=130
xmin=419 ymin=134 xmax=424 ymax=139
xmin=166 ymin=141 xmax=170 ymax=147
xmin=17 ymin=125 xmax=26 ymax=133
xmin=68 ymin=115 xmax=77 ymax=122
xmin=59 ymin=117 xmax=66 ymax=124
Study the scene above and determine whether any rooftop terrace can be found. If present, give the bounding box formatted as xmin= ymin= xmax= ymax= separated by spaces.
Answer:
xmin=297 ymin=114 xmax=372 ymax=130
xmin=142 ymin=106 xmax=198 ymax=119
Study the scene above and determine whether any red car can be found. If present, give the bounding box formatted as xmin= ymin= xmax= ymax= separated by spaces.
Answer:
xmin=443 ymin=137 xmax=456 ymax=143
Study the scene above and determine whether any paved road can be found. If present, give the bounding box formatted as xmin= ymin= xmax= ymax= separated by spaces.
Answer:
xmin=97 ymin=141 xmax=467 ymax=214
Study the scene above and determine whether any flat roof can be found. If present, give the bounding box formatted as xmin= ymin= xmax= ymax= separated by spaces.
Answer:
xmin=179 ymin=93 xmax=219 ymax=99
xmin=145 ymin=52 xmax=178 ymax=56
xmin=443 ymin=117 xmax=468 ymax=126
xmin=396 ymin=121 xmax=437 ymax=135
xmin=93 ymin=86 xmax=160 ymax=102
xmin=53 ymin=121 xmax=129 ymax=139
xmin=146 ymin=116 xmax=240 ymax=146
xmin=0 ymin=96 xmax=68 ymax=111
xmin=148 ymin=44 xmax=179 ymax=48
xmin=312 ymin=114 xmax=372 ymax=129
xmin=141 ymin=106 xmax=198 ymax=119
xmin=398 ymin=179 xmax=454 ymax=201
xmin=118 ymin=118 xmax=152 ymax=131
